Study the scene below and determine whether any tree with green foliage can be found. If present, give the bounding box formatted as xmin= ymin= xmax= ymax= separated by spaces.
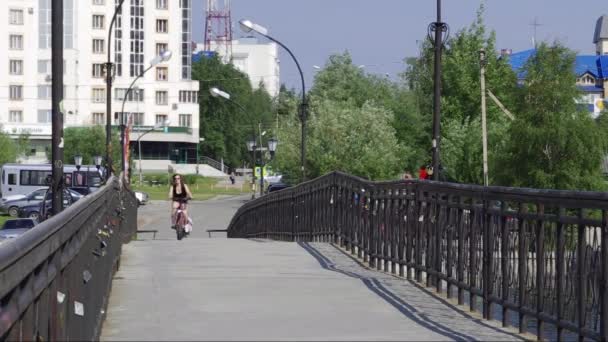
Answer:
xmin=405 ymin=4 xmax=517 ymax=184
xmin=0 ymin=127 xmax=17 ymax=165
xmin=60 ymin=126 xmax=121 ymax=171
xmin=274 ymin=100 xmax=403 ymax=181
xmin=494 ymin=43 xmax=606 ymax=191
xmin=193 ymin=55 xmax=274 ymax=169
xmin=16 ymin=132 xmax=32 ymax=158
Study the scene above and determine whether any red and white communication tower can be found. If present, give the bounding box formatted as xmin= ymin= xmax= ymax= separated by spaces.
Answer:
xmin=204 ymin=0 xmax=233 ymax=62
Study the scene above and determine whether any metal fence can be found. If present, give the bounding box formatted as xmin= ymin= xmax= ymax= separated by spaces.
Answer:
xmin=227 ymin=171 xmax=608 ymax=341
xmin=0 ymin=176 xmax=137 ymax=341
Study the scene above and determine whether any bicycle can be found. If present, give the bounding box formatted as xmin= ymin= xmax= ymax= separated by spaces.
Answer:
xmin=173 ymin=200 xmax=189 ymax=241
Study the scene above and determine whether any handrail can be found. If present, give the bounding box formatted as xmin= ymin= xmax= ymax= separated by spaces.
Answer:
xmin=227 ymin=171 xmax=608 ymax=341
xmin=0 ymin=176 xmax=137 ymax=340
xmin=200 ymin=156 xmax=225 ymax=173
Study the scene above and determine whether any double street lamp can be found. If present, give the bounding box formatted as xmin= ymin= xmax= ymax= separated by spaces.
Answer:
xmin=209 ymin=87 xmax=279 ymax=198
xmin=246 ymin=136 xmax=278 ymax=197
xmin=120 ymin=50 xmax=172 ymax=178
xmin=239 ymin=19 xmax=307 ymax=182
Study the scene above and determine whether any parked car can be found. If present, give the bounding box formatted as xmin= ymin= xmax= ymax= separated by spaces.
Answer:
xmin=134 ymin=191 xmax=148 ymax=205
xmin=267 ymin=183 xmax=290 ymax=193
xmin=18 ymin=189 xmax=78 ymax=221
xmin=1 ymin=188 xmax=48 ymax=217
xmin=0 ymin=218 xmax=38 ymax=239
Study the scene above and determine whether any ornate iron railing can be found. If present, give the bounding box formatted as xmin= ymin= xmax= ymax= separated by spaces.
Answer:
xmin=227 ymin=171 xmax=608 ymax=341
xmin=0 ymin=177 xmax=137 ymax=341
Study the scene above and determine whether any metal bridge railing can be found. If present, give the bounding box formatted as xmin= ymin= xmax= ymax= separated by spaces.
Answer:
xmin=0 ymin=176 xmax=137 ymax=341
xmin=227 ymin=171 xmax=608 ymax=341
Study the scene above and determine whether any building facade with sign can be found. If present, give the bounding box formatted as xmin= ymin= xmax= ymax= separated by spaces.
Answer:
xmin=0 ymin=0 xmax=199 ymax=165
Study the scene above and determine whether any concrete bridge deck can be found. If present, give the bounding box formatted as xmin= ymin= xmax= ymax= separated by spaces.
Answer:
xmin=101 ymin=196 xmax=527 ymax=341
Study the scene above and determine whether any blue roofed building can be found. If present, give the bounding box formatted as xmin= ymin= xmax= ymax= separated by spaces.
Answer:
xmin=506 ymin=15 xmax=608 ymax=116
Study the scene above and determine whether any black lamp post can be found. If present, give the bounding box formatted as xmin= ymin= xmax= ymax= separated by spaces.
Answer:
xmin=105 ymin=0 xmax=127 ymax=180
xmin=246 ymin=138 xmax=257 ymax=199
xmin=427 ymin=0 xmax=449 ymax=181
xmin=239 ymin=19 xmax=307 ymax=182
xmin=94 ymin=155 xmax=103 ymax=186
xmin=120 ymin=50 xmax=172 ymax=178
xmin=74 ymin=155 xmax=83 ymax=172
xmin=256 ymin=137 xmax=278 ymax=197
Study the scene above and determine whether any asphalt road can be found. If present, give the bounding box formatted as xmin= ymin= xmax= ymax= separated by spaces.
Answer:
xmin=101 ymin=196 xmax=527 ymax=341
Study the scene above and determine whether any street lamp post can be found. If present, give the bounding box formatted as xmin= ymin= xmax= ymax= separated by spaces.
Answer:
xmin=246 ymin=138 xmax=257 ymax=199
xmin=210 ymin=87 xmax=261 ymax=198
xmin=120 ymin=50 xmax=172 ymax=177
xmin=106 ymin=0 xmax=127 ymax=179
xmin=137 ymin=119 xmax=170 ymax=185
xmin=196 ymin=137 xmax=205 ymax=175
xmin=427 ymin=0 xmax=449 ymax=181
xmin=93 ymin=155 xmax=103 ymax=186
xmin=239 ymin=19 xmax=308 ymax=182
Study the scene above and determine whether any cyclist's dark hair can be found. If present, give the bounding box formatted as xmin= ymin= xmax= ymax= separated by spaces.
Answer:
xmin=172 ymin=174 xmax=186 ymax=186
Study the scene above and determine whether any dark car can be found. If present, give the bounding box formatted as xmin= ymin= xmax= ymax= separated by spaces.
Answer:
xmin=0 ymin=188 xmax=47 ymax=217
xmin=18 ymin=189 xmax=77 ymax=221
xmin=69 ymin=187 xmax=93 ymax=196
xmin=0 ymin=218 xmax=38 ymax=239
xmin=267 ymin=183 xmax=290 ymax=193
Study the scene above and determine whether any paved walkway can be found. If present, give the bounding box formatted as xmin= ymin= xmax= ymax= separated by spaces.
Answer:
xmin=101 ymin=196 xmax=526 ymax=341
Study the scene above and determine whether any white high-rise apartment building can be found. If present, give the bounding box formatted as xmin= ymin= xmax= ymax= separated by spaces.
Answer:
xmin=0 ymin=0 xmax=199 ymax=165
xmin=194 ymin=37 xmax=280 ymax=97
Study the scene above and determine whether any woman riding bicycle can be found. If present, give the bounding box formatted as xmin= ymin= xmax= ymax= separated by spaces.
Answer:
xmin=169 ymin=174 xmax=193 ymax=228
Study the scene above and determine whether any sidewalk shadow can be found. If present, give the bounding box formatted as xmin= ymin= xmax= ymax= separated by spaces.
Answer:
xmin=298 ymin=242 xmax=525 ymax=342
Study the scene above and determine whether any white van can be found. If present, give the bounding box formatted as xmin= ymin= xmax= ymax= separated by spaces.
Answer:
xmin=0 ymin=164 xmax=103 ymax=199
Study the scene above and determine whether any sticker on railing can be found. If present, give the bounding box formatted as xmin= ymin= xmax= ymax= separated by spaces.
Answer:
xmin=83 ymin=270 xmax=92 ymax=283
xmin=57 ymin=291 xmax=66 ymax=304
xmin=419 ymin=215 xmax=424 ymax=222
xmin=74 ymin=301 xmax=84 ymax=316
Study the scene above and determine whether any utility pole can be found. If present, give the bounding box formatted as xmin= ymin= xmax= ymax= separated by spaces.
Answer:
xmin=480 ymin=49 xmax=489 ymax=186
xmin=51 ymin=0 xmax=64 ymax=215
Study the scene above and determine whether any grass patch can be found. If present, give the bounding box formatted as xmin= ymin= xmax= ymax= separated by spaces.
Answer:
xmin=0 ymin=215 xmax=10 ymax=227
xmin=132 ymin=174 xmax=246 ymax=201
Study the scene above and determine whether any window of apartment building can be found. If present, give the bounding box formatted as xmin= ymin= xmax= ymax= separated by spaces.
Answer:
xmin=9 ymin=60 xmax=23 ymax=75
xmin=129 ymin=1 xmax=144 ymax=77
xmin=156 ymin=0 xmax=168 ymax=9
xmin=92 ymin=39 xmax=105 ymax=54
xmin=156 ymin=114 xmax=168 ymax=125
xmin=9 ymin=85 xmax=23 ymax=101
xmin=38 ymin=85 xmax=52 ymax=99
xmin=38 ymin=60 xmax=51 ymax=74
xmin=156 ymin=67 xmax=168 ymax=81
xmin=155 ymin=91 xmax=168 ymax=105
xmin=92 ymin=112 xmax=105 ymax=125
xmin=92 ymin=0 xmax=105 ymax=5
xmin=39 ymin=0 xmax=73 ymax=49
xmin=92 ymin=88 xmax=106 ymax=103
xmin=180 ymin=0 xmax=192 ymax=80
xmin=179 ymin=114 xmax=192 ymax=127
xmin=92 ymin=63 xmax=105 ymax=78
xmin=115 ymin=88 xmax=144 ymax=102
xmin=9 ymin=34 xmax=23 ymax=50
xmin=92 ymin=15 xmax=105 ymax=29
xmin=131 ymin=113 xmax=144 ymax=126
xmin=9 ymin=110 xmax=23 ymax=123
xmin=9 ymin=9 xmax=24 ymax=25
xmin=37 ymin=110 xmax=52 ymax=123
xmin=156 ymin=19 xmax=168 ymax=33
xmin=156 ymin=43 xmax=168 ymax=57
xmin=179 ymin=91 xmax=198 ymax=103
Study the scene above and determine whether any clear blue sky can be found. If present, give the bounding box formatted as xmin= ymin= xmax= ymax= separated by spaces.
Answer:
xmin=192 ymin=0 xmax=604 ymax=91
